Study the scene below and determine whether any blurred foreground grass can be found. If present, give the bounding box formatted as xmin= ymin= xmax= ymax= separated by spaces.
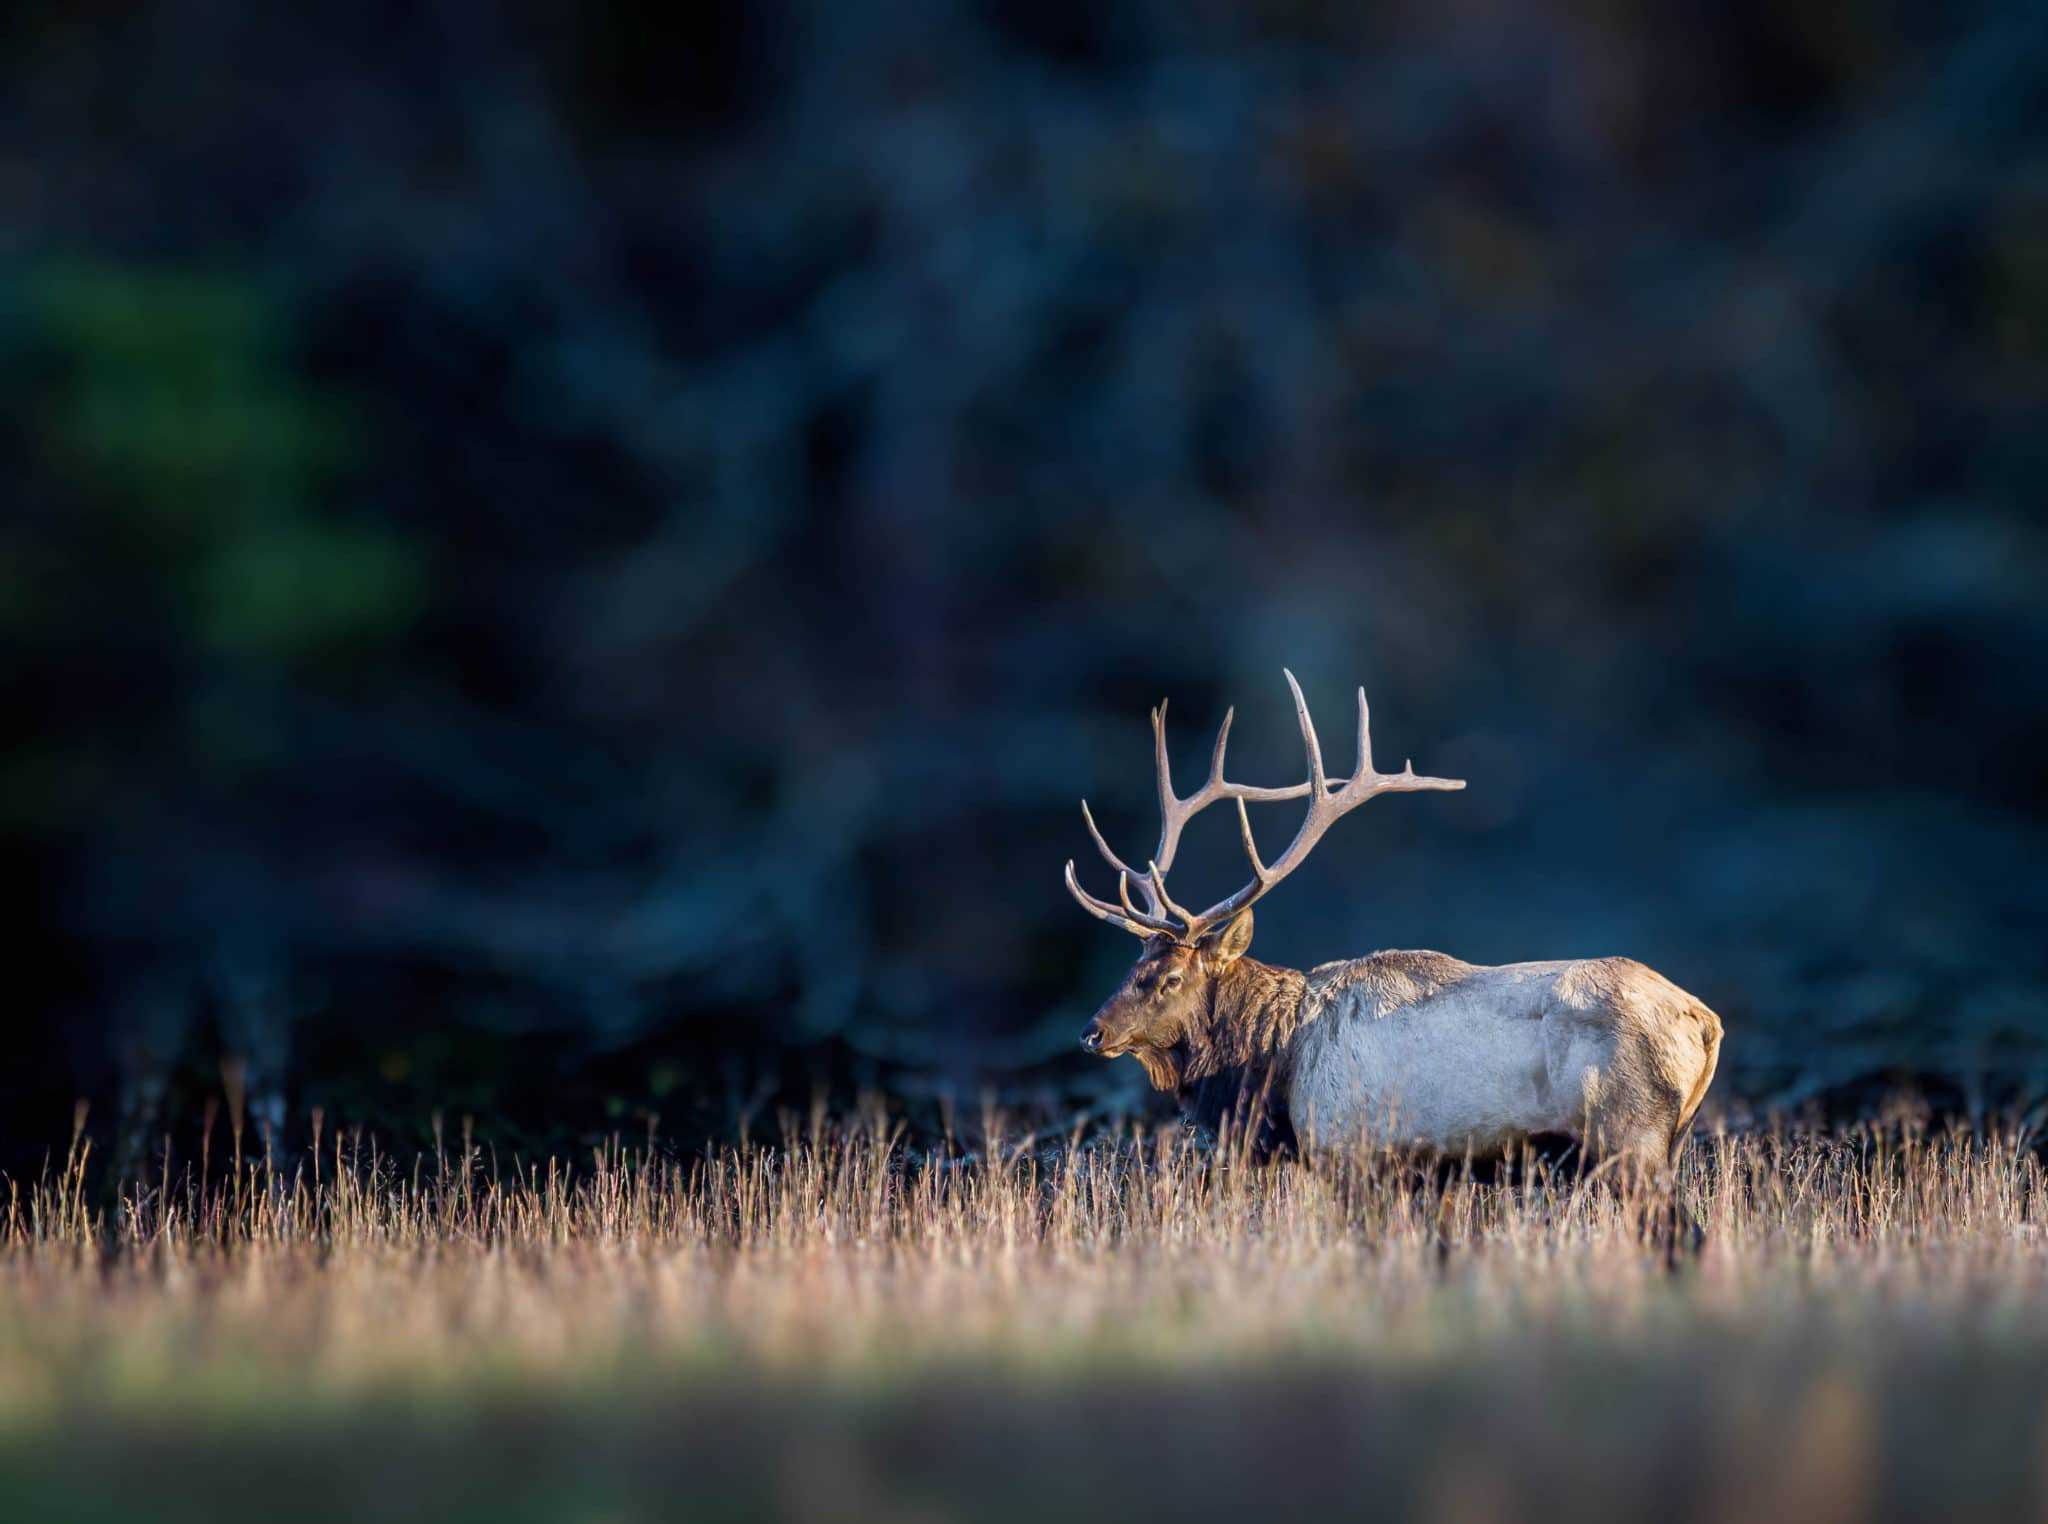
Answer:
xmin=3 ymin=1115 xmax=2047 ymax=1522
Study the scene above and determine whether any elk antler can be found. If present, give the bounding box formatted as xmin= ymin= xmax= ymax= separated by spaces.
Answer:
xmin=1064 ymin=670 xmax=1464 ymax=943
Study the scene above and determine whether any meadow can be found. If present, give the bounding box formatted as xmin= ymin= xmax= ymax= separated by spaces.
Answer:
xmin=3 ymin=1108 xmax=2047 ymax=1522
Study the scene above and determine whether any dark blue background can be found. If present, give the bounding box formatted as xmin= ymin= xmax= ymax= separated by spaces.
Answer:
xmin=7 ymin=0 xmax=2045 ymax=1166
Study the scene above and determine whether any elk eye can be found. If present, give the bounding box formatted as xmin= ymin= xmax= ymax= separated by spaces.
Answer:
xmin=1163 ymin=972 xmax=1183 ymax=991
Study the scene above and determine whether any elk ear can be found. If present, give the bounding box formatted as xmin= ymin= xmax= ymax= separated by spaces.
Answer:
xmin=1208 ymin=908 xmax=1255 ymax=966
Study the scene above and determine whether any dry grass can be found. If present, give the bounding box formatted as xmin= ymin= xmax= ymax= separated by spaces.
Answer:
xmin=3 ymin=1110 xmax=2048 ymax=1521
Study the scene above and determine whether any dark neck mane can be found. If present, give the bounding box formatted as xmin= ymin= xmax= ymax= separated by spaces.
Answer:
xmin=1186 ymin=957 xmax=1310 ymax=1078
xmin=1172 ymin=957 xmax=1310 ymax=1154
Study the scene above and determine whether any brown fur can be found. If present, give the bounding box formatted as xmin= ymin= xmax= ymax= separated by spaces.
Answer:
xmin=1081 ymin=917 xmax=1302 ymax=1122
xmin=1307 ymin=949 xmax=1471 ymax=1014
xmin=1179 ymin=956 xmax=1310 ymax=1087
xmin=1173 ymin=956 xmax=1308 ymax=1154
xmin=1085 ymin=922 xmax=1307 ymax=1097
xmin=1080 ymin=926 xmax=1310 ymax=1156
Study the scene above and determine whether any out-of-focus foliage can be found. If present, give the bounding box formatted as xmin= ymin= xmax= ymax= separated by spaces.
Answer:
xmin=4 ymin=0 xmax=2045 ymax=1158
xmin=30 ymin=266 xmax=414 ymax=669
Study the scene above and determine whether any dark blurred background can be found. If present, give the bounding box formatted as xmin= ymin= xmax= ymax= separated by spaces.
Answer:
xmin=6 ymin=0 xmax=2045 ymax=1171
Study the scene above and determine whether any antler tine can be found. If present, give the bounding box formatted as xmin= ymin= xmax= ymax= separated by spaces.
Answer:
xmin=1146 ymin=859 xmax=1202 ymax=929
xmin=1353 ymin=685 xmax=1372 ymax=781
xmin=1232 ymin=796 xmax=1270 ymax=883
xmin=1080 ymin=800 xmax=1139 ymax=881
xmin=1116 ymin=870 xmax=1176 ymax=931
xmin=1143 ymin=700 xmax=1184 ymax=907
xmin=1063 ymin=860 xmax=1133 ymax=931
xmin=1208 ymin=706 xmax=1234 ymax=788
xmin=1148 ymin=699 xmax=1203 ymax=880
xmin=1151 ymin=699 xmax=1175 ymax=807
xmin=1065 ymin=860 xmax=1175 ymax=939
xmin=1282 ymin=668 xmax=1326 ymax=795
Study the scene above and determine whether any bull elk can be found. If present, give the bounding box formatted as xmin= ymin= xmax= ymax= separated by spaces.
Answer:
xmin=1066 ymin=672 xmax=1723 ymax=1194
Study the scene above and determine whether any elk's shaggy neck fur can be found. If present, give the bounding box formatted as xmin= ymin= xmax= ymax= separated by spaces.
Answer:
xmin=1144 ymin=955 xmax=1309 ymax=1151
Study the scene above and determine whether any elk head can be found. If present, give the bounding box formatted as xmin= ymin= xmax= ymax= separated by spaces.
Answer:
xmin=1076 ymin=913 xmax=1257 ymax=1090
xmin=1068 ymin=671 xmax=1463 ymax=1087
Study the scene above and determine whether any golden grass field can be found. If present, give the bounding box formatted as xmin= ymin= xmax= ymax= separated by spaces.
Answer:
xmin=4 ymin=1109 xmax=2047 ymax=1522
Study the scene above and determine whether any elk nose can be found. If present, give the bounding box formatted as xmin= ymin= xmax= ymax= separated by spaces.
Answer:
xmin=1079 ymin=1026 xmax=1103 ymax=1054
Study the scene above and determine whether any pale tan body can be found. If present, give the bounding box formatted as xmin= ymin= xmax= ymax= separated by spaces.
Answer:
xmin=1283 ymin=951 xmax=1722 ymax=1167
